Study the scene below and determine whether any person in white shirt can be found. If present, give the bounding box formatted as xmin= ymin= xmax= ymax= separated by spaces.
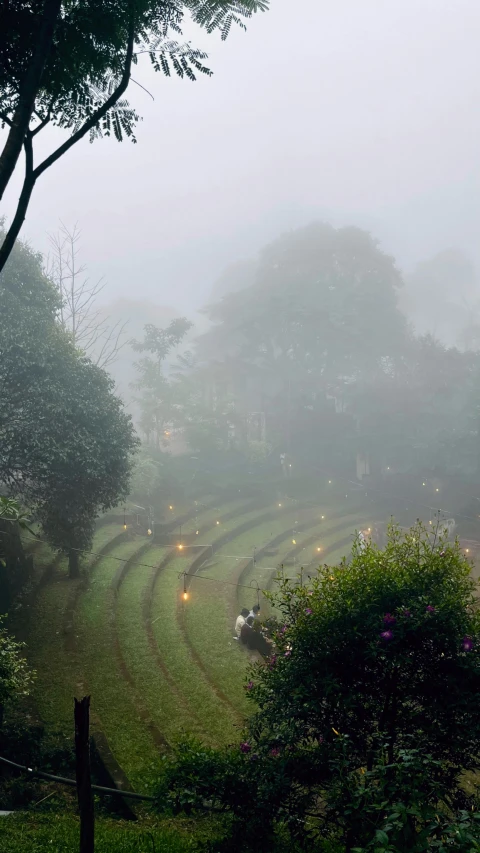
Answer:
xmin=235 ymin=608 xmax=250 ymax=639
xmin=248 ymin=604 xmax=261 ymax=621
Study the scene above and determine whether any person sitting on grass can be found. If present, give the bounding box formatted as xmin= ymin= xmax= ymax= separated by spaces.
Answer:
xmin=235 ymin=608 xmax=250 ymax=639
xmin=241 ymin=616 xmax=273 ymax=658
xmin=240 ymin=616 xmax=255 ymax=646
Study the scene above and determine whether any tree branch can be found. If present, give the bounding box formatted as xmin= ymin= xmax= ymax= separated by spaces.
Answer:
xmin=0 ymin=134 xmax=35 ymax=275
xmin=0 ymin=0 xmax=62 ymax=201
xmin=33 ymin=13 xmax=136 ymax=183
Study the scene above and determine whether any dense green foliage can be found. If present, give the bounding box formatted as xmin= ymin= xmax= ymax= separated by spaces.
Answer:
xmin=155 ymin=523 xmax=480 ymax=851
xmin=0 ymin=615 xmax=33 ymax=728
xmin=0 ymin=232 xmax=139 ymax=574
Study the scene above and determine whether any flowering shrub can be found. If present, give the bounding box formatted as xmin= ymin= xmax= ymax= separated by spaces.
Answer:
xmin=154 ymin=523 xmax=480 ymax=852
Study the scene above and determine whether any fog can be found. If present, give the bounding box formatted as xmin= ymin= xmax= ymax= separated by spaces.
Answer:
xmin=3 ymin=0 xmax=480 ymax=321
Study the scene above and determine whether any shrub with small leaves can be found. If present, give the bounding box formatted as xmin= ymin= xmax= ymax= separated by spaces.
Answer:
xmin=154 ymin=523 xmax=480 ymax=852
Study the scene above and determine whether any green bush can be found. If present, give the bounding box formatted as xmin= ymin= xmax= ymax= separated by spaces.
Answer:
xmin=153 ymin=522 xmax=480 ymax=852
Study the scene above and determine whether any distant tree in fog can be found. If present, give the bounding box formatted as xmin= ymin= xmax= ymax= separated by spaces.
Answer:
xmin=0 ymin=0 xmax=269 ymax=273
xmin=47 ymin=221 xmax=129 ymax=369
xmin=196 ymin=222 xmax=408 ymax=452
xmin=132 ymin=318 xmax=193 ymax=448
xmin=400 ymin=249 xmax=478 ymax=346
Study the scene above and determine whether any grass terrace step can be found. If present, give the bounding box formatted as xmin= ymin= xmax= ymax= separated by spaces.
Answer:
xmin=115 ymin=547 xmax=218 ymax=746
xmin=237 ymin=509 xmax=367 ymax=608
xmin=15 ymin=523 xmax=136 ymax=733
xmin=181 ymin=508 xmax=323 ymax=713
xmin=150 ymin=554 xmax=242 ymax=745
xmin=77 ymin=535 xmax=162 ymax=788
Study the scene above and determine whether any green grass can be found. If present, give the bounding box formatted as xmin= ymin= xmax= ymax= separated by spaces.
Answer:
xmin=115 ymin=547 xmax=212 ymax=745
xmin=16 ymin=524 xmax=132 ymax=733
xmin=150 ymin=555 xmax=241 ymax=745
xmin=78 ymin=535 xmax=162 ymax=788
xmin=182 ymin=509 xmax=321 ymax=712
xmin=0 ymin=813 xmax=206 ymax=853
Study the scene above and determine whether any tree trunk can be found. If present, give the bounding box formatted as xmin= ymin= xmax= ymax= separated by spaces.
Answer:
xmin=0 ymin=0 xmax=62 ymax=202
xmin=69 ymin=550 xmax=80 ymax=579
xmin=74 ymin=696 xmax=94 ymax=853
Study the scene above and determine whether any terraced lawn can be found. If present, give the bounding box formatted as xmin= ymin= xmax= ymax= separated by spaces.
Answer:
xmin=116 ymin=547 xmax=222 ymax=746
xmin=181 ymin=506 xmax=328 ymax=712
xmin=78 ymin=534 xmax=163 ymax=788
xmin=150 ymin=554 xmax=242 ymax=745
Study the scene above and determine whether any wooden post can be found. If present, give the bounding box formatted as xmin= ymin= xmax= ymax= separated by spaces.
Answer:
xmin=74 ymin=696 xmax=94 ymax=853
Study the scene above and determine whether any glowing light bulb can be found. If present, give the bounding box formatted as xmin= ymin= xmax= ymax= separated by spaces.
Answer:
xmin=123 ymin=524 xmax=127 ymax=530
xmin=367 ymin=528 xmax=371 ymax=533
xmin=216 ymin=520 xmax=220 ymax=525
xmin=436 ymin=488 xmax=439 ymax=493
xmin=386 ymin=467 xmax=390 ymax=470
xmin=169 ymin=505 xmax=173 ymax=510
xmin=422 ymin=482 xmax=426 ymax=486
xmin=317 ymin=547 xmax=321 ymax=552
xmin=278 ymin=503 xmax=282 ymax=507
xmin=328 ymin=480 xmax=332 ymax=484
xmin=182 ymin=591 xmax=189 ymax=601
xmin=466 ymin=549 xmax=470 ymax=554
xmin=147 ymin=528 xmax=152 ymax=536
xmin=195 ymin=530 xmax=199 ymax=535
xmin=178 ymin=544 xmax=184 ymax=550
xmin=292 ymin=539 xmax=296 ymax=545
xmin=321 ymin=515 xmax=325 ymax=519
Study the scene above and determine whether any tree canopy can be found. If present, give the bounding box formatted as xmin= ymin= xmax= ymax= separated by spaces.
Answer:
xmin=195 ymin=222 xmax=408 ymax=454
xmin=0 ymin=0 xmax=269 ymax=272
xmin=0 ymin=230 xmax=139 ymax=575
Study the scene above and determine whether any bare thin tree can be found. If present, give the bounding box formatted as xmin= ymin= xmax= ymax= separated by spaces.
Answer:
xmin=46 ymin=222 xmax=129 ymax=369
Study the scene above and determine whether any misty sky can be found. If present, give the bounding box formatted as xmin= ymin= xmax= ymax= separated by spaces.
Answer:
xmin=3 ymin=0 xmax=480 ymax=314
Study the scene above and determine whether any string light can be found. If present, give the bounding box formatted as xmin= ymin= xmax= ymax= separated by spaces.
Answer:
xmin=328 ymin=480 xmax=332 ymax=485
xmin=169 ymin=505 xmax=173 ymax=510
xmin=292 ymin=539 xmax=296 ymax=545
xmin=195 ymin=530 xmax=199 ymax=535
xmin=278 ymin=503 xmax=282 ymax=507
xmin=178 ymin=544 xmax=184 ymax=550
xmin=182 ymin=572 xmax=189 ymax=601
xmin=147 ymin=529 xmax=152 ymax=536
xmin=216 ymin=520 xmax=220 ymax=525
xmin=321 ymin=515 xmax=325 ymax=519
xmin=422 ymin=482 xmax=426 ymax=486
xmin=123 ymin=508 xmax=127 ymax=531
xmin=317 ymin=547 xmax=321 ymax=552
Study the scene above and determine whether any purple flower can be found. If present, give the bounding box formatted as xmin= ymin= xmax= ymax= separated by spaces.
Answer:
xmin=402 ymin=609 xmax=412 ymax=618
xmin=270 ymin=747 xmax=280 ymax=758
xmin=305 ymin=608 xmax=313 ymax=616
xmin=380 ymin=630 xmax=394 ymax=641
xmin=250 ymin=753 xmax=259 ymax=761
xmin=462 ymin=636 xmax=473 ymax=652
xmin=246 ymin=681 xmax=254 ymax=691
xmin=268 ymin=655 xmax=277 ymax=669
xmin=284 ymin=649 xmax=292 ymax=657
xmin=240 ymin=742 xmax=251 ymax=754
xmin=383 ymin=613 xmax=396 ymax=626
xmin=426 ymin=605 xmax=436 ymax=614
xmin=279 ymin=625 xmax=288 ymax=635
